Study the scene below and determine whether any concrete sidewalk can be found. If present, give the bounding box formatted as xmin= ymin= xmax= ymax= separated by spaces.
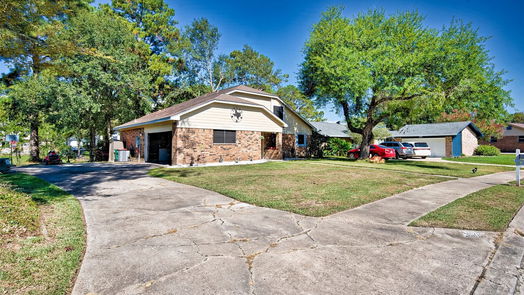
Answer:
xmin=15 ymin=164 xmax=519 ymax=294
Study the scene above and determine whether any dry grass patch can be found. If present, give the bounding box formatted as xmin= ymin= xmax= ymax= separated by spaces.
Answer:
xmin=150 ymin=161 xmax=445 ymax=216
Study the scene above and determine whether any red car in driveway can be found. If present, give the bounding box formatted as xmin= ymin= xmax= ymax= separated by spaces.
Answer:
xmin=347 ymin=144 xmax=396 ymax=159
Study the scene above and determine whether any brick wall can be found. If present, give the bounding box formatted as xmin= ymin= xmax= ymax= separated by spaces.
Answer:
xmin=482 ymin=136 xmax=524 ymax=152
xmin=120 ymin=128 xmax=144 ymax=158
xmin=282 ymin=133 xmax=311 ymax=158
xmin=445 ymin=136 xmax=452 ymax=157
xmin=174 ymin=128 xmax=262 ymax=165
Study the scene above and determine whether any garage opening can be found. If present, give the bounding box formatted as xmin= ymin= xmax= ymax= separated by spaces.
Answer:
xmin=147 ymin=131 xmax=172 ymax=165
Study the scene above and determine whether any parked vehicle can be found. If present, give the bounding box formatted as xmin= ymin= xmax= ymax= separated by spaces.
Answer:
xmin=408 ymin=142 xmax=431 ymax=159
xmin=347 ymin=144 xmax=396 ymax=159
xmin=380 ymin=141 xmax=415 ymax=159
xmin=0 ymin=158 xmax=11 ymax=173
xmin=43 ymin=151 xmax=62 ymax=165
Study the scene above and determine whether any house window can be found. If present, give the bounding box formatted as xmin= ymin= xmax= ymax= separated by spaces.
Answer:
xmin=213 ymin=130 xmax=236 ymax=144
xmin=518 ymin=136 xmax=524 ymax=143
xmin=297 ymin=134 xmax=306 ymax=147
xmin=273 ymin=106 xmax=284 ymax=120
xmin=490 ymin=137 xmax=497 ymax=143
xmin=507 ymin=126 xmax=513 ymax=130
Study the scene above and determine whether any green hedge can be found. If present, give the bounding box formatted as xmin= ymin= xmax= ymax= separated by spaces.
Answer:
xmin=323 ymin=138 xmax=352 ymax=157
xmin=474 ymin=145 xmax=501 ymax=156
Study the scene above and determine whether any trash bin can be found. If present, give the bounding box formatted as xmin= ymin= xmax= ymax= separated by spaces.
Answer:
xmin=118 ymin=149 xmax=129 ymax=162
xmin=114 ymin=149 xmax=119 ymax=161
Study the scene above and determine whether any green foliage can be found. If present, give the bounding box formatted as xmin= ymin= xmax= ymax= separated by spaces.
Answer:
xmin=474 ymin=145 xmax=501 ymax=156
xmin=276 ymin=85 xmax=324 ymax=121
xmin=183 ymin=18 xmax=222 ymax=91
xmin=301 ymin=7 xmax=511 ymax=159
xmin=221 ymin=45 xmax=287 ymax=92
xmin=512 ymin=112 xmax=524 ymax=123
xmin=323 ymin=137 xmax=352 ymax=157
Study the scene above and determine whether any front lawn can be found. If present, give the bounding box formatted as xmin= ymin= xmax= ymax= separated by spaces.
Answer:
xmin=443 ymin=154 xmax=515 ymax=166
xmin=0 ymin=173 xmax=85 ymax=294
xmin=150 ymin=161 xmax=447 ymax=216
xmin=410 ymin=183 xmax=524 ymax=231
xmin=320 ymin=158 xmax=511 ymax=178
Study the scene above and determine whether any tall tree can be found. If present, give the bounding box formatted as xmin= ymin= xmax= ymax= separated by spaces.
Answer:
xmin=183 ymin=18 xmax=222 ymax=91
xmin=110 ymin=0 xmax=184 ymax=110
xmin=276 ymin=85 xmax=324 ymax=121
xmin=56 ymin=9 xmax=152 ymax=161
xmin=1 ymin=0 xmax=89 ymax=161
xmin=222 ymin=45 xmax=287 ymax=92
xmin=301 ymin=8 xmax=511 ymax=159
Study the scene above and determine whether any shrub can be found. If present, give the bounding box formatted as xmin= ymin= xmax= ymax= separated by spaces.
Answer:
xmin=474 ymin=145 xmax=501 ymax=156
xmin=323 ymin=138 xmax=352 ymax=157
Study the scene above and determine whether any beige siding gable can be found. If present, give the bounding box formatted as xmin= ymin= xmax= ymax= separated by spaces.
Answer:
xmin=178 ymin=102 xmax=283 ymax=133
xmin=284 ymin=108 xmax=313 ymax=135
xmin=461 ymin=126 xmax=479 ymax=156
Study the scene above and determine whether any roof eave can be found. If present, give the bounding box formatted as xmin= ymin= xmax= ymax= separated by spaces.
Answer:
xmin=114 ymin=117 xmax=173 ymax=131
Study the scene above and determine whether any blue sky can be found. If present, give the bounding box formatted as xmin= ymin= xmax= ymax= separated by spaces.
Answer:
xmin=5 ymin=0 xmax=524 ymax=121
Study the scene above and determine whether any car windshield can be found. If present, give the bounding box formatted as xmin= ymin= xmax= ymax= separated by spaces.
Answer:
xmin=401 ymin=142 xmax=413 ymax=147
xmin=377 ymin=145 xmax=388 ymax=148
xmin=415 ymin=142 xmax=429 ymax=147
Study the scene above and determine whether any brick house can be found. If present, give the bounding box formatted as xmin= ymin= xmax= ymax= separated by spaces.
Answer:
xmin=114 ymin=85 xmax=315 ymax=166
xmin=390 ymin=121 xmax=482 ymax=157
xmin=483 ymin=123 xmax=524 ymax=152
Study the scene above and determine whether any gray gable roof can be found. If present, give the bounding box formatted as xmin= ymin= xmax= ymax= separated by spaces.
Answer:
xmin=390 ymin=121 xmax=482 ymax=138
xmin=311 ymin=122 xmax=351 ymax=138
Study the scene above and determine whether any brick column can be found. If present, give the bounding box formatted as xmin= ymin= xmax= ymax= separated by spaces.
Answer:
xmin=171 ymin=122 xmax=178 ymax=166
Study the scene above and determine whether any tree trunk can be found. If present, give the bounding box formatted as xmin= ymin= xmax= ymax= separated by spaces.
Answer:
xmin=29 ymin=120 xmax=40 ymax=162
xmin=359 ymin=124 xmax=374 ymax=159
xmin=89 ymin=126 xmax=96 ymax=162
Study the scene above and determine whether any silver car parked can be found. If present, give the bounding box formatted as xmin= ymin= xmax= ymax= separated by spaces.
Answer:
xmin=380 ymin=141 xmax=415 ymax=159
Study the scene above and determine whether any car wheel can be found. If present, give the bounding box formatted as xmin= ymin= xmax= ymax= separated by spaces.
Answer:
xmin=395 ymin=152 xmax=400 ymax=159
xmin=421 ymin=156 xmax=427 ymax=159
xmin=348 ymin=153 xmax=356 ymax=160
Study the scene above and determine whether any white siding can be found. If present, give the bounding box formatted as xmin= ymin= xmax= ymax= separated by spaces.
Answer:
xmin=284 ymin=108 xmax=313 ymax=135
xmin=461 ymin=126 xmax=478 ymax=156
xmin=399 ymin=137 xmax=446 ymax=157
xmin=229 ymin=92 xmax=273 ymax=110
xmin=229 ymin=91 xmax=312 ymax=135
xmin=178 ymin=102 xmax=283 ymax=133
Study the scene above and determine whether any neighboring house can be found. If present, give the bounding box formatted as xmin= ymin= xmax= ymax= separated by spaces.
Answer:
xmin=114 ymin=85 xmax=314 ymax=165
xmin=484 ymin=123 xmax=524 ymax=152
xmin=310 ymin=121 xmax=352 ymax=142
xmin=390 ymin=121 xmax=482 ymax=157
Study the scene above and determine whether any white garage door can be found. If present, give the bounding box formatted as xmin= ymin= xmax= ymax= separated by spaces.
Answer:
xmin=402 ymin=137 xmax=446 ymax=157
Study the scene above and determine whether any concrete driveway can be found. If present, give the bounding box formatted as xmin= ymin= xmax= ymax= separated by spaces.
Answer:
xmin=17 ymin=163 xmax=515 ymax=294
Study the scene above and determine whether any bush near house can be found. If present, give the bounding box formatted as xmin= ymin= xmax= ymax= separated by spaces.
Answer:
xmin=474 ymin=145 xmax=501 ymax=156
xmin=323 ymin=138 xmax=352 ymax=157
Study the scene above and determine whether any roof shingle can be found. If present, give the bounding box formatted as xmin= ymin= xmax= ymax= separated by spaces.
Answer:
xmin=390 ymin=121 xmax=481 ymax=137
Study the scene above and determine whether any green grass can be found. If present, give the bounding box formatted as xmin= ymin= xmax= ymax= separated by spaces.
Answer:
xmin=411 ymin=183 xmax=524 ymax=231
xmin=319 ymin=158 xmax=512 ymax=178
xmin=0 ymin=173 xmax=86 ymax=295
xmin=443 ymin=154 xmax=515 ymax=165
xmin=150 ymin=160 xmax=446 ymax=216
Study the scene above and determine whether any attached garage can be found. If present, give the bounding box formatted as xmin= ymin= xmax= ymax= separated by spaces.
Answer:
xmin=390 ymin=121 xmax=482 ymax=157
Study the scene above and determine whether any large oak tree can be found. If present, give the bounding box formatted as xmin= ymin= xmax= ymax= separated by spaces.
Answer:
xmin=300 ymin=8 xmax=511 ymax=159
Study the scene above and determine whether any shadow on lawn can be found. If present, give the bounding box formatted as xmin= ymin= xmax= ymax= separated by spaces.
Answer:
xmin=320 ymin=157 xmax=457 ymax=171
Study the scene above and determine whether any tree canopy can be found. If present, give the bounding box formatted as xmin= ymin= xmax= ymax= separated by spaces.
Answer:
xmin=301 ymin=7 xmax=511 ymax=158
